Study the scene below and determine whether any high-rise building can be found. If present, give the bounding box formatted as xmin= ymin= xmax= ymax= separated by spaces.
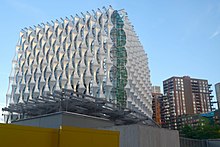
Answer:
xmin=162 ymin=76 xmax=213 ymax=129
xmin=152 ymin=86 xmax=161 ymax=94
xmin=5 ymin=6 xmax=153 ymax=120
xmin=158 ymin=95 xmax=170 ymax=128
xmin=151 ymin=86 xmax=162 ymax=125
xmin=215 ymin=82 xmax=220 ymax=109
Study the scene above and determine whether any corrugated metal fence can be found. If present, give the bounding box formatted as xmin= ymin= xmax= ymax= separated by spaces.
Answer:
xmin=180 ymin=137 xmax=207 ymax=147
xmin=207 ymin=139 xmax=220 ymax=147
xmin=180 ymin=137 xmax=220 ymax=147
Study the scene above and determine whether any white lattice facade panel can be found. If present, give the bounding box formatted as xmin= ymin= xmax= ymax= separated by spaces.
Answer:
xmin=6 ymin=6 xmax=153 ymax=118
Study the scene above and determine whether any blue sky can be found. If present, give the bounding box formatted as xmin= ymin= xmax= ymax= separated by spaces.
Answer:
xmin=0 ymin=0 xmax=220 ymax=112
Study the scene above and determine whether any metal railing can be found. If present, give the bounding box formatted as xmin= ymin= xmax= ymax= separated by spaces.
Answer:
xmin=3 ymin=88 xmax=160 ymax=127
xmin=180 ymin=137 xmax=220 ymax=147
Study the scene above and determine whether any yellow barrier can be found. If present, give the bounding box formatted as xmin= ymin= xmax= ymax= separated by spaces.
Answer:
xmin=0 ymin=123 xmax=119 ymax=147
xmin=0 ymin=123 xmax=58 ymax=147
xmin=59 ymin=126 xmax=119 ymax=147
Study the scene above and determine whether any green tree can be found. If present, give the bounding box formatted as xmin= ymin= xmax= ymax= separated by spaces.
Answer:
xmin=180 ymin=117 xmax=220 ymax=139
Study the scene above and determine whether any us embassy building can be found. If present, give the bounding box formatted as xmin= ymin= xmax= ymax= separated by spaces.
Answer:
xmin=4 ymin=6 xmax=153 ymax=123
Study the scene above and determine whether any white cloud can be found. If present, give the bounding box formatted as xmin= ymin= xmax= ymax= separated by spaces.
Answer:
xmin=209 ymin=31 xmax=220 ymax=39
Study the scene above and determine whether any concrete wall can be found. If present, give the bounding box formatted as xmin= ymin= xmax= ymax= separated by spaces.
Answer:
xmin=12 ymin=112 xmax=180 ymax=147
xmin=62 ymin=112 xmax=114 ymax=128
xmin=13 ymin=111 xmax=114 ymax=129
xmin=13 ymin=113 xmax=62 ymax=128
xmin=103 ymin=124 xmax=180 ymax=147
xmin=139 ymin=125 xmax=179 ymax=147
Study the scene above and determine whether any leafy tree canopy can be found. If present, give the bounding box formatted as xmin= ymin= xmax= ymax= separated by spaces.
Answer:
xmin=180 ymin=117 xmax=220 ymax=139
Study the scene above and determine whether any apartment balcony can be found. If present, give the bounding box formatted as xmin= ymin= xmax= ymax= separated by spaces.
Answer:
xmin=195 ymin=97 xmax=200 ymax=100
xmin=168 ymin=81 xmax=174 ymax=84
xmin=196 ymin=103 xmax=201 ymax=105
xmin=170 ymin=112 xmax=176 ymax=117
xmin=171 ymin=117 xmax=176 ymax=121
xmin=191 ymin=81 xmax=198 ymax=84
xmin=163 ymin=85 xmax=168 ymax=88
xmin=209 ymin=96 xmax=214 ymax=100
xmin=191 ymin=83 xmax=198 ymax=86
xmin=195 ymin=99 xmax=201 ymax=102
xmin=192 ymin=84 xmax=199 ymax=87
xmin=169 ymin=100 xmax=174 ymax=103
xmin=192 ymin=89 xmax=199 ymax=92
xmin=195 ymin=96 xmax=200 ymax=99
